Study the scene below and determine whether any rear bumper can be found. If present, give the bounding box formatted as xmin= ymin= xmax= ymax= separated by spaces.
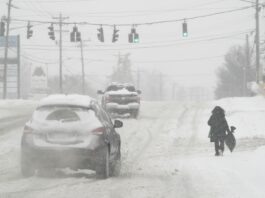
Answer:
xmin=22 ymin=145 xmax=107 ymax=171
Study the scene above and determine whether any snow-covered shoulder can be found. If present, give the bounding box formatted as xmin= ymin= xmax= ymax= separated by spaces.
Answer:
xmin=209 ymin=96 xmax=265 ymax=138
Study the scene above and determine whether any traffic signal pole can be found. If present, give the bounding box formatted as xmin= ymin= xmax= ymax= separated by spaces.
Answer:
xmin=3 ymin=0 xmax=12 ymax=99
xmin=80 ymin=39 xmax=85 ymax=94
xmin=53 ymin=13 xmax=68 ymax=93
xmin=59 ymin=14 xmax=63 ymax=93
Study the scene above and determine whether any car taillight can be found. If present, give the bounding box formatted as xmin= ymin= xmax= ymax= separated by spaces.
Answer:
xmin=105 ymin=95 xmax=110 ymax=103
xmin=92 ymin=127 xmax=105 ymax=135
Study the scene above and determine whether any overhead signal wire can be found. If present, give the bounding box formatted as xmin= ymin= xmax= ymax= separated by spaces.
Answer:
xmin=8 ymin=48 xmax=59 ymax=64
xmin=11 ymin=5 xmax=254 ymax=27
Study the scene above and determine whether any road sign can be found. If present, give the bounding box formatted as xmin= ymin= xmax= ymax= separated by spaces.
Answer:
xmin=0 ymin=36 xmax=18 ymax=47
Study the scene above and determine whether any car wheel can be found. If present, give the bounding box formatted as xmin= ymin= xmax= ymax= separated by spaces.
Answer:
xmin=110 ymin=150 xmax=121 ymax=177
xmin=21 ymin=151 xmax=35 ymax=177
xmin=131 ymin=110 xmax=139 ymax=119
xmin=96 ymin=147 xmax=110 ymax=179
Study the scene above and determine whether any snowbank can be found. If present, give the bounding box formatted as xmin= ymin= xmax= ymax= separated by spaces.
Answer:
xmin=0 ymin=99 xmax=38 ymax=119
xmin=205 ymin=96 xmax=265 ymax=139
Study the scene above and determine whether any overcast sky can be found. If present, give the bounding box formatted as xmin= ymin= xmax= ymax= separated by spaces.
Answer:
xmin=0 ymin=0 xmax=264 ymax=90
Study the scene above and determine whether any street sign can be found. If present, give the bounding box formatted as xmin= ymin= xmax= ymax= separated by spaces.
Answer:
xmin=0 ymin=36 xmax=18 ymax=47
xmin=31 ymin=66 xmax=48 ymax=94
xmin=0 ymin=58 xmax=18 ymax=64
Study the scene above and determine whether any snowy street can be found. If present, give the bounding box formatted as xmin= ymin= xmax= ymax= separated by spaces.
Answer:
xmin=0 ymin=98 xmax=265 ymax=198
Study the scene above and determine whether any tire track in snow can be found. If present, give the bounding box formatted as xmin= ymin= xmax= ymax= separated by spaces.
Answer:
xmin=108 ymin=103 xmax=188 ymax=198
xmin=164 ymin=103 xmax=206 ymax=198
xmin=121 ymin=103 xmax=187 ymax=175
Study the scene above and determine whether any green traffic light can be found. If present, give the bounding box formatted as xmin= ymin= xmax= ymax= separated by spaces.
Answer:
xmin=133 ymin=38 xmax=139 ymax=43
xmin=182 ymin=32 xmax=188 ymax=37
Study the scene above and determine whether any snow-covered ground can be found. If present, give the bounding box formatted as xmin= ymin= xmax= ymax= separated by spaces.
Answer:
xmin=0 ymin=96 xmax=265 ymax=198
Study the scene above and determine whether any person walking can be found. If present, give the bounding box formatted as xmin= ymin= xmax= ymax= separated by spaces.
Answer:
xmin=208 ymin=106 xmax=230 ymax=156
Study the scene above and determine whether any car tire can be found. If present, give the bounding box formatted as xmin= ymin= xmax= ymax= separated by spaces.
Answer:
xmin=131 ymin=110 xmax=139 ymax=119
xmin=110 ymin=148 xmax=121 ymax=177
xmin=96 ymin=147 xmax=110 ymax=179
xmin=21 ymin=150 xmax=35 ymax=177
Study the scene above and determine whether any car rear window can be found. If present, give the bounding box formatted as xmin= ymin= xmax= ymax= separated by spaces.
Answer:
xmin=33 ymin=106 xmax=99 ymax=123
xmin=126 ymin=86 xmax=136 ymax=92
xmin=106 ymin=84 xmax=136 ymax=92
xmin=106 ymin=85 xmax=120 ymax=91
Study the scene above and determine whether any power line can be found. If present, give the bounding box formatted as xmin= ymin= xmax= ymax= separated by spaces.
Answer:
xmin=10 ymin=22 xmax=46 ymax=30
xmin=239 ymin=0 xmax=265 ymax=6
xmin=37 ymin=6 xmax=250 ymax=18
xmin=11 ymin=6 xmax=254 ymax=27
xmin=82 ymin=55 xmax=224 ymax=63
xmin=8 ymin=48 xmax=59 ymax=64
xmin=133 ymin=55 xmax=224 ymax=63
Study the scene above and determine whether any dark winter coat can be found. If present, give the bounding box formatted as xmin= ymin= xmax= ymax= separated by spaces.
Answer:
xmin=208 ymin=106 xmax=229 ymax=142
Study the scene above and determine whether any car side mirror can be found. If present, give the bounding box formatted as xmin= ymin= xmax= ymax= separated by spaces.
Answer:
xmin=137 ymin=90 xmax=141 ymax=94
xmin=114 ymin=120 xmax=123 ymax=128
xmin=97 ymin=90 xmax=104 ymax=95
xmin=230 ymin=126 xmax=236 ymax=133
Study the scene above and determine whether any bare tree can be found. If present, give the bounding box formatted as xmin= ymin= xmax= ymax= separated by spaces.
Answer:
xmin=48 ymin=75 xmax=96 ymax=97
xmin=215 ymin=45 xmax=255 ymax=99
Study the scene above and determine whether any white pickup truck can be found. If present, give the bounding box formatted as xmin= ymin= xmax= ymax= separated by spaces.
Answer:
xmin=97 ymin=83 xmax=141 ymax=118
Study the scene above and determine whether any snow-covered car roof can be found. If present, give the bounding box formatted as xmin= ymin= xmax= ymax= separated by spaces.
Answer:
xmin=107 ymin=88 xmax=138 ymax=95
xmin=105 ymin=82 xmax=137 ymax=92
xmin=108 ymin=82 xmax=135 ymax=87
xmin=38 ymin=94 xmax=95 ymax=108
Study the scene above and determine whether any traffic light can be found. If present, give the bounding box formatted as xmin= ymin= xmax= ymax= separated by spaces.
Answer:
xmin=112 ymin=26 xmax=119 ymax=43
xmin=134 ymin=33 xmax=139 ymax=43
xmin=48 ymin=23 xmax=55 ymax=40
xmin=97 ymin=26 xmax=104 ymax=42
xmin=182 ymin=21 xmax=188 ymax=37
xmin=128 ymin=27 xmax=139 ymax=43
xmin=76 ymin=31 xmax=81 ymax=42
xmin=0 ymin=21 xmax=5 ymax=36
xmin=129 ymin=33 xmax=133 ymax=43
xmin=70 ymin=31 xmax=75 ymax=42
xmin=73 ymin=26 xmax=78 ymax=33
xmin=70 ymin=26 xmax=77 ymax=42
xmin=70 ymin=25 xmax=81 ymax=42
xmin=27 ymin=21 xmax=33 ymax=39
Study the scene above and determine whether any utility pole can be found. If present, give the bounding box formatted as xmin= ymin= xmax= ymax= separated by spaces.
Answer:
xmin=137 ymin=68 xmax=140 ymax=90
xmin=53 ymin=13 xmax=68 ymax=94
xmin=17 ymin=35 xmax=20 ymax=99
xmin=244 ymin=34 xmax=250 ymax=96
xmin=80 ymin=39 xmax=85 ymax=94
xmin=59 ymin=14 xmax=63 ymax=93
xmin=255 ymin=0 xmax=261 ymax=83
xmin=159 ymin=72 xmax=163 ymax=101
xmin=3 ymin=0 xmax=12 ymax=99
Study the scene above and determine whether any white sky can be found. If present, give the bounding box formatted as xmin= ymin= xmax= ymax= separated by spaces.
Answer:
xmin=0 ymin=0 xmax=264 ymax=90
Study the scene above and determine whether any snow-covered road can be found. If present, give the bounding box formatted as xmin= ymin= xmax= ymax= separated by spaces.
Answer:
xmin=1 ymin=99 xmax=265 ymax=198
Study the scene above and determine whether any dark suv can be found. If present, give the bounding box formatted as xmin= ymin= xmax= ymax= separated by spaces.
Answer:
xmin=21 ymin=94 xmax=123 ymax=179
xmin=98 ymin=83 xmax=141 ymax=118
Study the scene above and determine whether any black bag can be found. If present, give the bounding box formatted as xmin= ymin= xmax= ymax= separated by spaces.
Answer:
xmin=225 ymin=126 xmax=236 ymax=152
